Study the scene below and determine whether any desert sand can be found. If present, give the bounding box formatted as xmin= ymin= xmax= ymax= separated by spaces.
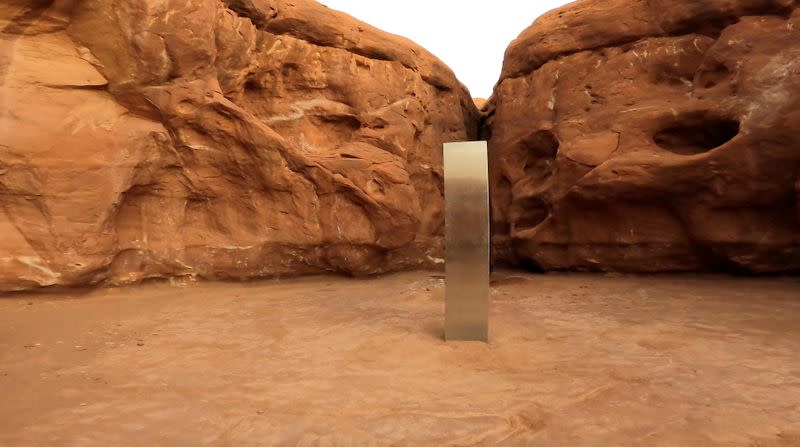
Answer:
xmin=1 ymin=271 xmax=799 ymax=446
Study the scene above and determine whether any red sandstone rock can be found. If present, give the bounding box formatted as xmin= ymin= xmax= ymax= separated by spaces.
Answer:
xmin=488 ymin=0 xmax=800 ymax=273
xmin=0 ymin=0 xmax=478 ymax=291
xmin=4 ymin=0 xmax=800 ymax=291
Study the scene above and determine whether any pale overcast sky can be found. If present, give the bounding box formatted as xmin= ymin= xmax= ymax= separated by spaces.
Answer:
xmin=318 ymin=0 xmax=575 ymax=99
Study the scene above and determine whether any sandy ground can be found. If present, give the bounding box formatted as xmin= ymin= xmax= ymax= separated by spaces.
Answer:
xmin=1 ymin=271 xmax=799 ymax=446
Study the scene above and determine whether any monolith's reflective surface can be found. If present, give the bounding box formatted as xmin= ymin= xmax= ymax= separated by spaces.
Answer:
xmin=444 ymin=141 xmax=490 ymax=341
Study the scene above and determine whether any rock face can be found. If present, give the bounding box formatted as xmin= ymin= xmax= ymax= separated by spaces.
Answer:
xmin=487 ymin=0 xmax=800 ymax=272
xmin=0 ymin=0 xmax=478 ymax=291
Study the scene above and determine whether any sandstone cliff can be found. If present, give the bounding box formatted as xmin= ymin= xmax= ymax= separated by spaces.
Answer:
xmin=4 ymin=0 xmax=800 ymax=292
xmin=487 ymin=0 xmax=800 ymax=272
xmin=0 ymin=0 xmax=479 ymax=291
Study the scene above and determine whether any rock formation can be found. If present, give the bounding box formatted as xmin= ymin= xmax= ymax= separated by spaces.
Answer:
xmin=486 ymin=0 xmax=800 ymax=273
xmin=0 ymin=0 xmax=478 ymax=291
xmin=4 ymin=0 xmax=800 ymax=292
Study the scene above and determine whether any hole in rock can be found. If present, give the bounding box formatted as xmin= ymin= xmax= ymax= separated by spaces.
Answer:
xmin=519 ymin=257 xmax=545 ymax=273
xmin=364 ymin=117 xmax=389 ymax=130
xmin=514 ymin=197 xmax=550 ymax=232
xmin=653 ymin=115 xmax=739 ymax=155
xmin=312 ymin=114 xmax=362 ymax=131
xmin=522 ymin=130 xmax=559 ymax=179
xmin=672 ymin=13 xmax=736 ymax=38
xmin=522 ymin=130 xmax=559 ymax=158
xmin=695 ymin=62 xmax=731 ymax=89
xmin=495 ymin=175 xmax=512 ymax=196
xmin=244 ymin=79 xmax=260 ymax=91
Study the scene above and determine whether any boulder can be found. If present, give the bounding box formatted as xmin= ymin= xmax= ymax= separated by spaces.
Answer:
xmin=487 ymin=0 xmax=800 ymax=272
xmin=0 ymin=0 xmax=478 ymax=291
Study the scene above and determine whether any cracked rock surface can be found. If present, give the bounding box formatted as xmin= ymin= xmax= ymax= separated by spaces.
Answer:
xmin=0 ymin=0 xmax=479 ymax=291
xmin=486 ymin=0 xmax=800 ymax=273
